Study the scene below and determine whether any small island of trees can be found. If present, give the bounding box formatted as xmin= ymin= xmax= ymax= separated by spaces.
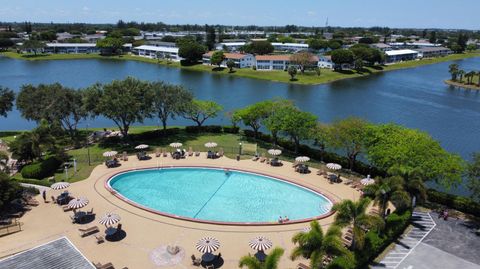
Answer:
xmin=446 ymin=63 xmax=480 ymax=90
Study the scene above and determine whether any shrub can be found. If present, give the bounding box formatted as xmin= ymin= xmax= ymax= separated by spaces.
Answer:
xmin=223 ymin=126 xmax=239 ymax=134
xmin=16 ymin=178 xmax=52 ymax=187
xmin=427 ymin=189 xmax=480 ymax=217
xmin=20 ymin=156 xmax=62 ymax=179
xmin=22 ymin=186 xmax=40 ymax=195
xmin=185 ymin=125 xmax=222 ymax=133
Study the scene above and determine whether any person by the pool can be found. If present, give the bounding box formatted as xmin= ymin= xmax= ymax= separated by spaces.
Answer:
xmin=278 ymin=216 xmax=283 ymax=223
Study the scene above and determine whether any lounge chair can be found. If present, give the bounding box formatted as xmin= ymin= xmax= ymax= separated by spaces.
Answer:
xmin=26 ymin=198 xmax=39 ymax=206
xmin=62 ymin=205 xmax=73 ymax=212
xmin=188 ymin=147 xmax=193 ymax=156
xmin=292 ymin=162 xmax=299 ymax=168
xmin=191 ymin=254 xmax=202 ymax=266
xmin=206 ymin=265 xmax=215 ymax=269
xmin=195 ymin=151 xmax=200 ymax=157
xmin=95 ymin=235 xmax=105 ymax=244
xmin=94 ymin=262 xmax=115 ymax=269
xmin=259 ymin=157 xmax=266 ymax=163
xmin=217 ymin=148 xmax=224 ymax=157
xmin=297 ymin=263 xmax=310 ymax=269
xmin=79 ymin=226 xmax=99 ymax=237
xmin=252 ymin=155 xmax=259 ymax=161
xmin=155 ymin=148 xmax=161 ymax=157
xmin=316 ymin=169 xmax=327 ymax=176
xmin=122 ymin=152 xmax=128 ymax=161
xmin=162 ymin=149 xmax=168 ymax=157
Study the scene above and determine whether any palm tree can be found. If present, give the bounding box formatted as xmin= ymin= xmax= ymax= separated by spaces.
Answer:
xmin=363 ymin=176 xmax=410 ymax=218
xmin=332 ymin=198 xmax=384 ymax=250
xmin=458 ymin=70 xmax=466 ymax=82
xmin=448 ymin=63 xmax=459 ymax=81
xmin=467 ymin=71 xmax=476 ymax=84
xmin=387 ymin=165 xmax=427 ymax=206
xmin=239 ymin=247 xmax=284 ymax=269
xmin=290 ymin=221 xmax=347 ymax=268
xmin=477 ymin=71 xmax=480 ymax=87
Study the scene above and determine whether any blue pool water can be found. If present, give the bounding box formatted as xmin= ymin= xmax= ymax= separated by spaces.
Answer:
xmin=108 ymin=167 xmax=333 ymax=223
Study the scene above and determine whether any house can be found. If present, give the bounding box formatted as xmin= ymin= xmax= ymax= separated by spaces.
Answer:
xmin=385 ymin=49 xmax=418 ymax=63
xmin=202 ymin=52 xmax=255 ymax=68
xmin=414 ymin=47 xmax=452 ymax=58
xmin=318 ymin=55 xmax=333 ymax=69
xmin=131 ymin=45 xmax=181 ymax=61
xmin=145 ymin=41 xmax=177 ymax=48
xmin=44 ymin=43 xmax=99 ymax=54
xmin=215 ymin=42 xmax=246 ymax=52
xmin=389 ymin=42 xmax=441 ymax=49
xmin=271 ymin=42 xmax=309 ymax=52
xmin=370 ymin=43 xmax=392 ymax=52
xmin=255 ymin=55 xmax=291 ymax=70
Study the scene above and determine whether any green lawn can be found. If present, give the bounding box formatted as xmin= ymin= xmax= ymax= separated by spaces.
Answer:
xmin=8 ymin=126 xmax=354 ymax=185
xmin=2 ymin=50 xmax=479 ymax=85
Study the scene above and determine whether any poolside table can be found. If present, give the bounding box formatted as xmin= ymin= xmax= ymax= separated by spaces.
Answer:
xmin=105 ymin=227 xmax=117 ymax=236
xmin=202 ymin=252 xmax=216 ymax=263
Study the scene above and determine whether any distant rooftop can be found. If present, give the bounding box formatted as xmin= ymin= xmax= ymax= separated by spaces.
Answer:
xmin=385 ymin=49 xmax=419 ymax=56
xmin=46 ymin=43 xmax=96 ymax=47
xmin=133 ymin=45 xmax=179 ymax=53
xmin=0 ymin=237 xmax=94 ymax=269
xmin=414 ymin=46 xmax=451 ymax=52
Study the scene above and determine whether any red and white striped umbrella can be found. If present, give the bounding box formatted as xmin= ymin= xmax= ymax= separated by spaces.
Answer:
xmin=99 ymin=212 xmax=121 ymax=226
xmin=169 ymin=142 xmax=182 ymax=148
xmin=135 ymin=144 xmax=149 ymax=150
xmin=204 ymin=142 xmax=218 ymax=148
xmin=295 ymin=156 xmax=310 ymax=163
xmin=68 ymin=197 xmax=89 ymax=209
xmin=249 ymin=236 xmax=273 ymax=251
xmin=267 ymin=149 xmax=282 ymax=156
xmin=361 ymin=175 xmax=375 ymax=186
xmin=51 ymin=182 xmax=70 ymax=190
xmin=196 ymin=237 xmax=220 ymax=253
xmin=103 ymin=151 xmax=118 ymax=158
xmin=326 ymin=163 xmax=342 ymax=170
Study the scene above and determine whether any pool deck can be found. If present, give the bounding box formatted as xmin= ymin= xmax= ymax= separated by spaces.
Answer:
xmin=0 ymin=153 xmax=361 ymax=269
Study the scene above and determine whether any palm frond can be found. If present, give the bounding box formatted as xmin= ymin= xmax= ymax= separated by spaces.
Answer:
xmin=264 ymin=247 xmax=285 ymax=269
xmin=239 ymin=254 xmax=263 ymax=269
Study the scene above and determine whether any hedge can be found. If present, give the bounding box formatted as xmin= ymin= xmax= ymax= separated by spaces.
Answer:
xmin=20 ymin=156 xmax=62 ymax=179
xmin=16 ymin=178 xmax=52 ymax=187
xmin=223 ymin=126 xmax=240 ymax=134
xmin=427 ymin=189 xmax=480 ymax=217
xmin=185 ymin=125 xmax=223 ymax=134
xmin=354 ymin=210 xmax=411 ymax=267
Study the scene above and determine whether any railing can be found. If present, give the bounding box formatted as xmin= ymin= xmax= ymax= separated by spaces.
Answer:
xmin=0 ymin=219 xmax=22 ymax=237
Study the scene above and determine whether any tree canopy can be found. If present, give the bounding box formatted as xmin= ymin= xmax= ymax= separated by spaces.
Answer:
xmin=0 ymin=86 xmax=15 ymax=118
xmin=278 ymin=106 xmax=317 ymax=153
xmin=96 ymin=37 xmax=124 ymax=55
xmin=21 ymin=39 xmax=45 ymax=55
xmin=151 ymin=81 xmax=193 ymax=130
xmin=365 ymin=124 xmax=464 ymax=187
xmin=233 ymin=100 xmax=276 ymax=138
xmin=182 ymin=99 xmax=223 ymax=127
xmin=0 ymin=172 xmax=22 ymax=210
xmin=84 ymin=77 xmax=154 ymax=138
xmin=331 ymin=49 xmax=354 ymax=70
xmin=241 ymin=41 xmax=274 ymax=55
xmin=210 ymin=50 xmax=225 ymax=67
xmin=290 ymin=52 xmax=317 ymax=73
xmin=178 ymin=40 xmax=206 ymax=64
xmin=466 ymin=152 xmax=480 ymax=202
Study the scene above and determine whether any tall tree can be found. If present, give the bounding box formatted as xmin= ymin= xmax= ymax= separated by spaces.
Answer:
xmin=226 ymin=59 xmax=235 ymax=72
xmin=363 ymin=176 xmax=410 ymax=218
xmin=290 ymin=52 xmax=317 ymax=73
xmin=239 ymin=247 xmax=284 ymax=269
xmin=0 ymin=172 xmax=22 ymax=210
xmin=21 ymin=39 xmax=44 ymax=55
xmin=0 ymin=87 xmax=14 ymax=118
xmin=151 ymin=81 xmax=193 ymax=130
xmin=291 ymin=221 xmax=347 ymax=269
xmin=263 ymin=99 xmax=293 ymax=146
xmin=178 ymin=40 xmax=206 ymax=64
xmin=448 ymin=64 xmax=459 ymax=81
xmin=96 ymin=37 xmax=124 ymax=55
xmin=328 ymin=117 xmax=369 ymax=170
xmin=232 ymin=101 xmax=274 ymax=138
xmin=331 ymin=49 xmax=354 ymax=71
xmin=332 ymin=198 xmax=384 ymax=250
xmin=210 ymin=50 xmax=225 ymax=67
xmin=287 ymin=66 xmax=297 ymax=80
xmin=241 ymin=41 xmax=274 ymax=55
xmin=84 ymin=77 xmax=153 ymax=138
xmin=182 ymin=100 xmax=223 ymax=127
xmin=279 ymin=107 xmax=317 ymax=154
xmin=205 ymin=24 xmax=216 ymax=50
xmin=9 ymin=120 xmax=57 ymax=162
xmin=17 ymin=83 xmax=88 ymax=138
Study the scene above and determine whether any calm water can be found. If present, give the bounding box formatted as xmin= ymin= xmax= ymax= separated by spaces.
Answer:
xmin=109 ymin=167 xmax=331 ymax=223
xmin=1 ymin=56 xmax=479 ymax=194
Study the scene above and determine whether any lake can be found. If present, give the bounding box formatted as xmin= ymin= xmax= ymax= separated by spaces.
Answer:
xmin=1 ymin=56 xmax=479 ymax=194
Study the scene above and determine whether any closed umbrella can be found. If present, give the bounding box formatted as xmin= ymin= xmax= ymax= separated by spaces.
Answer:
xmin=267 ymin=149 xmax=282 ymax=156
xmin=51 ymin=182 xmax=70 ymax=190
xmin=204 ymin=142 xmax=218 ymax=148
xmin=169 ymin=142 xmax=182 ymax=148
xmin=326 ymin=163 xmax=342 ymax=170
xmin=295 ymin=156 xmax=310 ymax=163
xmin=249 ymin=236 xmax=273 ymax=252
xmin=361 ymin=175 xmax=375 ymax=186
xmin=103 ymin=151 xmax=118 ymax=158
xmin=135 ymin=144 xmax=149 ymax=150
xmin=99 ymin=212 xmax=121 ymax=226
xmin=196 ymin=237 xmax=220 ymax=253
xmin=68 ymin=197 xmax=89 ymax=209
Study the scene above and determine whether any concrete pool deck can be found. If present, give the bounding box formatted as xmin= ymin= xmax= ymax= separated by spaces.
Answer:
xmin=0 ymin=153 xmax=361 ymax=269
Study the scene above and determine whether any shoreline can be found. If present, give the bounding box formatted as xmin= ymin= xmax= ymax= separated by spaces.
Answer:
xmin=1 ymin=51 xmax=479 ymax=86
xmin=444 ymin=80 xmax=480 ymax=90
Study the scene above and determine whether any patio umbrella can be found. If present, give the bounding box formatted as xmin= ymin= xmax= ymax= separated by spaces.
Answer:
xmin=102 ymin=151 xmax=118 ymax=158
xmin=249 ymin=236 xmax=273 ymax=252
xmin=99 ymin=212 xmax=121 ymax=226
xmin=51 ymin=182 xmax=70 ymax=190
xmin=68 ymin=197 xmax=89 ymax=209
xmin=326 ymin=163 xmax=342 ymax=170
xmin=169 ymin=142 xmax=182 ymax=148
xmin=135 ymin=144 xmax=149 ymax=150
xmin=295 ymin=156 xmax=310 ymax=163
xmin=267 ymin=149 xmax=282 ymax=156
xmin=204 ymin=142 xmax=218 ymax=148
xmin=196 ymin=237 xmax=220 ymax=253
xmin=361 ymin=175 xmax=375 ymax=186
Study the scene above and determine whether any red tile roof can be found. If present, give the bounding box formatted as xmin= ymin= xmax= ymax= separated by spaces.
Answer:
xmin=203 ymin=51 xmax=249 ymax=60
xmin=255 ymin=55 xmax=292 ymax=61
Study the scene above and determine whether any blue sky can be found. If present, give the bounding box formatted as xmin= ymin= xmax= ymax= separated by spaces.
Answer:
xmin=0 ymin=0 xmax=478 ymax=29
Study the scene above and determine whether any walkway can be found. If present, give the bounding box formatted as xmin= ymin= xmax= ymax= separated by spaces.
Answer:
xmin=372 ymin=211 xmax=436 ymax=269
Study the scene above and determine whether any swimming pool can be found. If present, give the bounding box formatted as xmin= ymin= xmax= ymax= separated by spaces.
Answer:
xmin=107 ymin=167 xmax=334 ymax=224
